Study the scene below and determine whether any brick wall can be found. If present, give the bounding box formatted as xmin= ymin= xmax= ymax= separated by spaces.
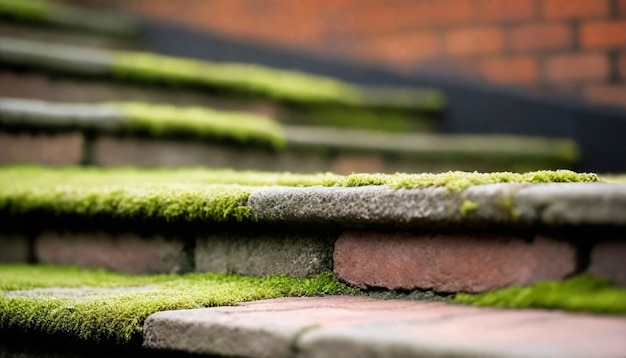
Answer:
xmin=70 ymin=0 xmax=626 ymax=107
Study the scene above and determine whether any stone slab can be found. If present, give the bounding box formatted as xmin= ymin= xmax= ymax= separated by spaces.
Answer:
xmin=248 ymin=183 xmax=626 ymax=228
xmin=334 ymin=232 xmax=577 ymax=292
xmin=35 ymin=232 xmax=191 ymax=274
xmin=0 ymin=234 xmax=30 ymax=262
xmin=196 ymin=233 xmax=334 ymax=278
xmin=143 ymin=296 xmax=626 ymax=358
xmin=590 ymin=240 xmax=626 ymax=286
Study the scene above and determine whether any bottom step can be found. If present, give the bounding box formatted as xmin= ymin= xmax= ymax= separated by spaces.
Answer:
xmin=145 ymin=296 xmax=626 ymax=358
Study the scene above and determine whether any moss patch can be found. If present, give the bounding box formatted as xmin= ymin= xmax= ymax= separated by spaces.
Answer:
xmin=0 ymin=264 xmax=357 ymax=344
xmin=0 ymin=0 xmax=49 ymax=21
xmin=455 ymin=274 xmax=626 ymax=315
xmin=0 ymin=167 xmax=598 ymax=224
xmin=112 ymin=102 xmax=286 ymax=149
xmin=459 ymin=200 xmax=479 ymax=215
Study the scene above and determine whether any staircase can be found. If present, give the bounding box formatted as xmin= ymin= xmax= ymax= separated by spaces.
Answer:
xmin=1 ymin=2 xmax=625 ymax=358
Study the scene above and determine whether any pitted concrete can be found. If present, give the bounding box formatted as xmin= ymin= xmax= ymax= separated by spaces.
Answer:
xmin=143 ymin=296 xmax=626 ymax=358
xmin=248 ymin=183 xmax=626 ymax=228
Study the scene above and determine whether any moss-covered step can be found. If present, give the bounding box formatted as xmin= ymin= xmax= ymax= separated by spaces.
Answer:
xmin=0 ymin=37 xmax=443 ymax=132
xmin=1 ymin=265 xmax=624 ymax=358
xmin=0 ymin=98 xmax=577 ymax=172
xmin=2 ymin=166 xmax=625 ymax=290
xmin=0 ymin=0 xmax=140 ymax=40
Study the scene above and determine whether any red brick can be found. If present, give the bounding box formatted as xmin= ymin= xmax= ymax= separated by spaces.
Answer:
xmin=583 ymin=85 xmax=626 ymax=107
xmin=476 ymin=0 xmax=537 ymax=22
xmin=333 ymin=231 xmax=577 ymax=292
xmin=359 ymin=31 xmax=441 ymax=66
xmin=36 ymin=232 xmax=191 ymax=274
xmin=482 ymin=56 xmax=539 ymax=84
xmin=620 ymin=0 xmax=626 ymax=15
xmin=508 ymin=23 xmax=573 ymax=51
xmin=545 ymin=54 xmax=610 ymax=82
xmin=542 ymin=0 xmax=610 ymax=19
xmin=332 ymin=155 xmax=384 ymax=175
xmin=589 ymin=241 xmax=626 ymax=286
xmin=445 ymin=27 xmax=504 ymax=56
xmin=0 ymin=132 xmax=83 ymax=165
xmin=581 ymin=21 xmax=626 ymax=49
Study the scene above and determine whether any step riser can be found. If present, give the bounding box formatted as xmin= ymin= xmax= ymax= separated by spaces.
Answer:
xmin=2 ymin=230 xmax=624 ymax=289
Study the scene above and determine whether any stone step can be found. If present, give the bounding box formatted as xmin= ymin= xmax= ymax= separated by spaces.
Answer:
xmin=1 ymin=167 xmax=624 ymax=289
xmin=144 ymin=296 xmax=626 ymax=358
xmin=0 ymin=98 xmax=578 ymax=172
xmin=0 ymin=36 xmax=443 ymax=132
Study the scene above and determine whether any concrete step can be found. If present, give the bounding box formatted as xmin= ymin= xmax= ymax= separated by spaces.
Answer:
xmin=143 ymin=296 xmax=626 ymax=358
xmin=1 ymin=167 xmax=624 ymax=290
xmin=0 ymin=36 xmax=443 ymax=133
xmin=0 ymin=98 xmax=577 ymax=172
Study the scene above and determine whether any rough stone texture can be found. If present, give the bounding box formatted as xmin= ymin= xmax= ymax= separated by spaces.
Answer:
xmin=590 ymin=240 xmax=626 ymax=286
xmin=248 ymin=183 xmax=626 ymax=228
xmin=0 ymin=234 xmax=30 ymax=263
xmin=334 ymin=231 xmax=577 ymax=292
xmin=0 ymin=132 xmax=83 ymax=165
xmin=143 ymin=296 xmax=626 ymax=358
xmin=35 ymin=232 xmax=190 ymax=274
xmin=195 ymin=233 xmax=334 ymax=278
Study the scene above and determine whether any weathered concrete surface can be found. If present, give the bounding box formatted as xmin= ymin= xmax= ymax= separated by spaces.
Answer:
xmin=0 ymin=234 xmax=30 ymax=262
xmin=35 ymin=232 xmax=190 ymax=274
xmin=143 ymin=296 xmax=626 ymax=358
xmin=0 ymin=132 xmax=83 ymax=165
xmin=248 ymin=183 xmax=626 ymax=228
xmin=590 ymin=240 xmax=626 ymax=286
xmin=334 ymin=232 xmax=577 ymax=292
xmin=196 ymin=233 xmax=334 ymax=278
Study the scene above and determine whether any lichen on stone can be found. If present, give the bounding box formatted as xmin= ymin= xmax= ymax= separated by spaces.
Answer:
xmin=459 ymin=200 xmax=479 ymax=215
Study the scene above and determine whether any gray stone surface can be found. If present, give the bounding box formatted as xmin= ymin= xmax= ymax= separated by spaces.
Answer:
xmin=248 ymin=183 xmax=626 ymax=228
xmin=196 ymin=233 xmax=334 ymax=278
xmin=143 ymin=296 xmax=626 ymax=358
xmin=35 ymin=232 xmax=191 ymax=274
xmin=0 ymin=234 xmax=30 ymax=262
xmin=334 ymin=232 xmax=577 ymax=292
xmin=0 ymin=98 xmax=125 ymax=131
xmin=5 ymin=286 xmax=153 ymax=300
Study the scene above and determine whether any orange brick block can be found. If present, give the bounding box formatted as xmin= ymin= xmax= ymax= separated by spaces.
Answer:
xmin=445 ymin=27 xmax=504 ymax=56
xmin=482 ymin=57 xmax=539 ymax=84
xmin=476 ymin=0 xmax=537 ymax=22
xmin=546 ymin=54 xmax=610 ymax=82
xmin=508 ymin=23 xmax=572 ymax=51
xmin=362 ymin=31 xmax=441 ymax=66
xmin=542 ymin=0 xmax=610 ymax=20
xmin=581 ymin=21 xmax=626 ymax=49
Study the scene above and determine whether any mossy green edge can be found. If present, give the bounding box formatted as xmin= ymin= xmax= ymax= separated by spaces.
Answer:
xmin=112 ymin=102 xmax=286 ymax=150
xmin=0 ymin=0 xmax=50 ymax=21
xmin=111 ymin=51 xmax=445 ymax=112
xmin=0 ymin=167 xmax=598 ymax=223
xmin=455 ymin=274 xmax=626 ymax=315
xmin=0 ymin=264 xmax=358 ymax=344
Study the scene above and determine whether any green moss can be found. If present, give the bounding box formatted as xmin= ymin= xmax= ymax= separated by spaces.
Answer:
xmin=459 ymin=200 xmax=479 ymax=215
xmin=111 ymin=51 xmax=444 ymax=112
xmin=497 ymin=196 xmax=520 ymax=220
xmin=0 ymin=0 xmax=50 ymax=21
xmin=112 ymin=102 xmax=286 ymax=149
xmin=455 ymin=274 xmax=626 ymax=315
xmin=0 ymin=264 xmax=357 ymax=344
xmin=0 ymin=167 xmax=598 ymax=224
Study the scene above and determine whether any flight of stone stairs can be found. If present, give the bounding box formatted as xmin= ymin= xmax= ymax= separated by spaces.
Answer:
xmin=1 ymin=2 xmax=625 ymax=358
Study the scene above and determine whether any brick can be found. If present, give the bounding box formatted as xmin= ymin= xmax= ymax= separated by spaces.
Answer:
xmin=0 ymin=132 xmax=83 ymax=165
xmin=620 ymin=52 xmax=626 ymax=78
xmin=333 ymin=231 xmax=577 ymax=292
xmin=0 ymin=234 xmax=30 ymax=263
xmin=581 ymin=21 xmax=626 ymax=49
xmin=583 ymin=85 xmax=626 ymax=107
xmin=35 ymin=232 xmax=191 ymax=274
xmin=0 ymin=71 xmax=48 ymax=99
xmin=508 ymin=23 xmax=573 ymax=52
xmin=360 ymin=31 xmax=441 ymax=66
xmin=590 ymin=241 xmax=626 ymax=286
xmin=331 ymin=155 xmax=384 ymax=175
xmin=476 ymin=0 xmax=537 ymax=22
xmin=545 ymin=54 xmax=610 ymax=82
xmin=445 ymin=27 xmax=504 ymax=56
xmin=482 ymin=56 xmax=539 ymax=84
xmin=620 ymin=0 xmax=626 ymax=16
xmin=542 ymin=0 xmax=610 ymax=19
xmin=195 ymin=233 xmax=334 ymax=278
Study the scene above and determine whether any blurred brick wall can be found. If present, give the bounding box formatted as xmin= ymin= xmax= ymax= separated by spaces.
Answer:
xmin=68 ymin=0 xmax=626 ymax=107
